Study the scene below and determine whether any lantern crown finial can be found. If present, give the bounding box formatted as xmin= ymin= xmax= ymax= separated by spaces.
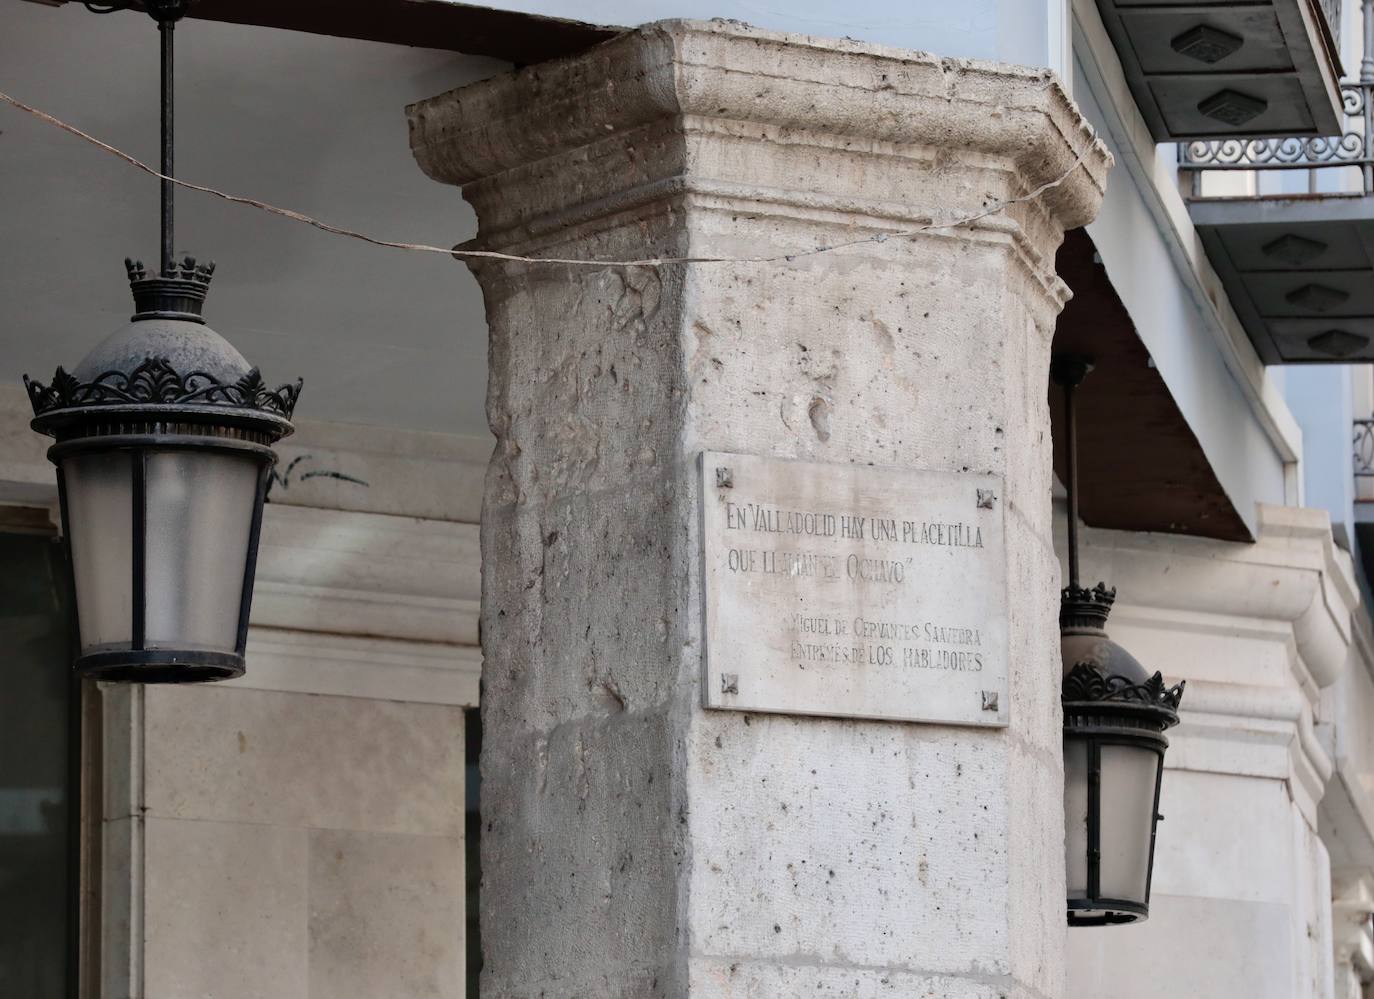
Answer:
xmin=1060 ymin=581 xmax=1117 ymax=631
xmin=126 ymin=255 xmax=216 ymax=322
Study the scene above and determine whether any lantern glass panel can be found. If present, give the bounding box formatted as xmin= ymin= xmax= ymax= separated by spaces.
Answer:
xmin=62 ymin=450 xmax=134 ymax=653
xmin=1097 ymin=742 xmax=1161 ymax=904
xmin=143 ymin=449 xmax=260 ymax=652
xmin=1064 ymin=738 xmax=1089 ymax=898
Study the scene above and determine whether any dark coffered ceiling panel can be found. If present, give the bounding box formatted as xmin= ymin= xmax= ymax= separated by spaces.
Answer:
xmin=1192 ymin=195 xmax=1374 ymax=362
xmin=1094 ymin=0 xmax=1344 ymax=140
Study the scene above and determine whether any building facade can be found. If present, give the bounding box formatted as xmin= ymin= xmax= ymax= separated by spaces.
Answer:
xmin=3 ymin=0 xmax=1374 ymax=997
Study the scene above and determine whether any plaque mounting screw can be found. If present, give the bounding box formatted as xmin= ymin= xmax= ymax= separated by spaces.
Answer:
xmin=716 ymin=467 xmax=733 ymax=489
xmin=981 ymin=690 xmax=999 ymax=712
xmin=977 ymin=489 xmax=996 ymax=510
xmin=721 ymin=673 xmax=739 ymax=695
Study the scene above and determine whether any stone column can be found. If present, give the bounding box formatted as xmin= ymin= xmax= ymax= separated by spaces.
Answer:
xmin=410 ymin=21 xmax=1109 ymax=997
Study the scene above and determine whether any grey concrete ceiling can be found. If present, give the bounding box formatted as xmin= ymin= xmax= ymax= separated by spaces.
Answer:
xmin=1192 ymin=193 xmax=1374 ymax=362
xmin=1092 ymin=0 xmax=1343 ymax=140
xmin=2 ymin=3 xmax=506 ymax=437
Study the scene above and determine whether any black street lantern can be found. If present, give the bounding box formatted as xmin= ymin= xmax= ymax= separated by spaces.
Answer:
xmin=21 ymin=1 xmax=300 ymax=683
xmin=1053 ymin=354 xmax=1183 ymax=927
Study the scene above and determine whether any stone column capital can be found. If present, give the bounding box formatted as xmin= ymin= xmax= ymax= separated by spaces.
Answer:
xmin=409 ymin=19 xmax=1111 ymax=240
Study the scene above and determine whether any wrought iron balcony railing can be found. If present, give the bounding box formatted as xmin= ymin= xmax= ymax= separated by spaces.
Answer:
xmin=1354 ymin=419 xmax=1374 ymax=478
xmin=1180 ymin=81 xmax=1374 ymax=193
xmin=1182 ymin=2 xmax=1374 ymax=193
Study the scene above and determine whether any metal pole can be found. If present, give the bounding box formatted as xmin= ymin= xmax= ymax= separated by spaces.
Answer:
xmin=1364 ymin=0 xmax=1374 ymax=192
xmin=1064 ymin=376 xmax=1080 ymax=590
xmin=1051 ymin=354 xmax=1092 ymax=591
xmin=160 ymin=15 xmax=174 ymax=275
xmin=1362 ymin=0 xmax=1374 ymax=83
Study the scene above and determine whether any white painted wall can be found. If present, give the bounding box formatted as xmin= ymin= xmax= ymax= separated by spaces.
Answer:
xmin=1286 ymin=367 xmax=1357 ymax=549
xmin=0 ymin=3 xmax=506 ymax=436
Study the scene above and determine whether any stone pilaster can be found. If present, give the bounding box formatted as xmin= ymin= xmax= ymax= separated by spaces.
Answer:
xmin=410 ymin=20 xmax=1110 ymax=997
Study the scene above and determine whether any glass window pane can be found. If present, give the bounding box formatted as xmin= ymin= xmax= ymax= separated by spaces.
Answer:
xmin=143 ymin=450 xmax=261 ymax=652
xmin=1097 ymin=743 xmax=1160 ymax=905
xmin=62 ymin=451 xmax=133 ymax=653
xmin=0 ymin=531 xmax=74 ymax=999
xmin=1063 ymin=738 xmax=1089 ymax=898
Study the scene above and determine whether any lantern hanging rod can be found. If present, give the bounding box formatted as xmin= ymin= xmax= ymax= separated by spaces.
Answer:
xmin=1050 ymin=353 xmax=1093 ymax=591
xmin=158 ymin=6 xmax=176 ymax=274
xmin=83 ymin=1 xmax=193 ymax=274
xmin=148 ymin=1 xmax=194 ymax=275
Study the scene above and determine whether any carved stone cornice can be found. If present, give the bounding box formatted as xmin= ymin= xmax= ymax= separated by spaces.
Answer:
xmin=408 ymin=19 xmax=1112 ymax=238
xmin=1070 ymin=503 xmax=1357 ymax=690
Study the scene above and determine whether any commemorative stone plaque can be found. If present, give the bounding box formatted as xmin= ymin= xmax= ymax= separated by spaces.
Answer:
xmin=700 ymin=452 xmax=1009 ymax=727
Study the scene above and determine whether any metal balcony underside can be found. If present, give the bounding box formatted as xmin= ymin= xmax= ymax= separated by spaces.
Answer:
xmin=1094 ymin=0 xmax=1344 ymax=140
xmin=1192 ymin=193 xmax=1374 ymax=362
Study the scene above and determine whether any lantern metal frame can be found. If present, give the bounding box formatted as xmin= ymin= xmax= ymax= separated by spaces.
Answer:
xmin=1060 ymin=585 xmax=1183 ymax=926
xmin=24 ymin=263 xmax=301 ymax=682
xmin=1053 ymin=353 xmax=1184 ymax=927
xmin=21 ymin=0 xmax=300 ymax=683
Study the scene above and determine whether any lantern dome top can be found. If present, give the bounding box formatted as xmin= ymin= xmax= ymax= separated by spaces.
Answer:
xmin=71 ymin=316 xmax=250 ymax=388
xmin=1060 ymin=582 xmax=1150 ymax=685
xmin=22 ymin=257 xmax=300 ymax=443
xmin=1060 ymin=582 xmax=1184 ymax=726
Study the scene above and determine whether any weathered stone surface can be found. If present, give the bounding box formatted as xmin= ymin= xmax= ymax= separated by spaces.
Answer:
xmin=410 ymin=18 xmax=1109 ymax=998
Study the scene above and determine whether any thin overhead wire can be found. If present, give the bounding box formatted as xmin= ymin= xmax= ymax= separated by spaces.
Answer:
xmin=0 ymin=87 xmax=1095 ymax=270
